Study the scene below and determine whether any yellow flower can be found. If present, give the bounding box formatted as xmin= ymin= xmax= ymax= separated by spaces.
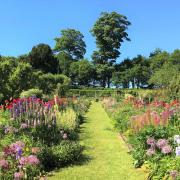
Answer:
xmin=25 ymin=147 xmax=29 ymax=152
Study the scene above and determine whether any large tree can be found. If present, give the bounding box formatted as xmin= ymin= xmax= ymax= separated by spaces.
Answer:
xmin=54 ymin=29 xmax=86 ymax=61
xmin=91 ymin=12 xmax=131 ymax=87
xmin=149 ymin=49 xmax=169 ymax=72
xmin=130 ymin=55 xmax=150 ymax=88
xmin=148 ymin=62 xmax=179 ymax=88
xmin=112 ymin=59 xmax=133 ymax=88
xmin=69 ymin=59 xmax=94 ymax=86
xmin=91 ymin=12 xmax=131 ymax=64
xmin=56 ymin=52 xmax=72 ymax=75
xmin=29 ymin=43 xmax=57 ymax=73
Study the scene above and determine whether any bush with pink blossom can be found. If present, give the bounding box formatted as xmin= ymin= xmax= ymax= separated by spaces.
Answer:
xmin=0 ymin=141 xmax=41 ymax=179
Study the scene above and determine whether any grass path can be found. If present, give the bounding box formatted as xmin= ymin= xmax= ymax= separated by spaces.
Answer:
xmin=49 ymin=102 xmax=146 ymax=180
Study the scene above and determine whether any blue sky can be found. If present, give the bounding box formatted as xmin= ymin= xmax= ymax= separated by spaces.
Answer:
xmin=0 ymin=0 xmax=180 ymax=62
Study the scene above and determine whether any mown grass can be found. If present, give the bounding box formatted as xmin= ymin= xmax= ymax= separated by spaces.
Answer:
xmin=49 ymin=102 xmax=146 ymax=180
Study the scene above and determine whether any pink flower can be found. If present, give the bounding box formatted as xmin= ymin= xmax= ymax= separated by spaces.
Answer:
xmin=19 ymin=156 xmax=28 ymax=165
xmin=63 ymin=133 xmax=68 ymax=140
xmin=20 ymin=123 xmax=28 ymax=129
xmin=27 ymin=155 xmax=40 ymax=165
xmin=0 ymin=159 xmax=9 ymax=169
xmin=161 ymin=145 xmax=172 ymax=154
xmin=146 ymin=137 xmax=156 ymax=146
xmin=146 ymin=148 xmax=155 ymax=156
xmin=14 ymin=172 xmax=24 ymax=180
xmin=156 ymin=139 xmax=168 ymax=149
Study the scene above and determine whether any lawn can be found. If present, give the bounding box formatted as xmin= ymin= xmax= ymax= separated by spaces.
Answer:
xmin=49 ymin=102 xmax=146 ymax=180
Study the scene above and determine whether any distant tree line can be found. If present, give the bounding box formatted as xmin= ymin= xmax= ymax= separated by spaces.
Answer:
xmin=0 ymin=11 xmax=179 ymax=102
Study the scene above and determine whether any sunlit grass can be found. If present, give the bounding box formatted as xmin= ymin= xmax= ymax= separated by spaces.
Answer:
xmin=49 ymin=102 xmax=146 ymax=180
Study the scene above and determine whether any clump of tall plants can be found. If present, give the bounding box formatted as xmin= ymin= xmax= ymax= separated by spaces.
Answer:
xmin=0 ymin=96 xmax=90 ymax=178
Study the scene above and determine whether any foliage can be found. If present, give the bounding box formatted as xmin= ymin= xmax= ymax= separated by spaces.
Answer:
xmin=0 ymin=96 xmax=90 ymax=178
xmin=91 ymin=12 xmax=131 ymax=63
xmin=102 ymin=95 xmax=180 ymax=179
xmin=70 ymin=59 xmax=95 ymax=86
xmin=37 ymin=73 xmax=70 ymax=94
xmin=54 ymin=29 xmax=86 ymax=61
xmin=149 ymin=49 xmax=169 ymax=72
xmin=38 ymin=141 xmax=83 ymax=171
xmin=149 ymin=63 xmax=179 ymax=88
xmin=56 ymin=108 xmax=77 ymax=131
xmin=168 ymin=74 xmax=180 ymax=99
xmin=0 ymin=58 xmax=35 ymax=102
xmin=0 ymin=140 xmax=41 ymax=179
xmin=56 ymin=52 xmax=72 ymax=75
xmin=28 ymin=43 xmax=58 ymax=73
xmin=20 ymin=88 xmax=43 ymax=98
xmin=91 ymin=11 xmax=131 ymax=87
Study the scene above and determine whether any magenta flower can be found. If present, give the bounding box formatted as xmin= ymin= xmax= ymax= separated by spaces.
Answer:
xmin=14 ymin=172 xmax=24 ymax=180
xmin=161 ymin=145 xmax=172 ymax=154
xmin=0 ymin=159 xmax=9 ymax=169
xmin=156 ymin=139 xmax=168 ymax=149
xmin=146 ymin=148 xmax=155 ymax=156
xmin=27 ymin=155 xmax=40 ymax=165
xmin=3 ymin=145 xmax=16 ymax=156
xmin=146 ymin=137 xmax=156 ymax=146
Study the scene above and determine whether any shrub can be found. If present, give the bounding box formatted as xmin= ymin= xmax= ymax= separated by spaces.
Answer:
xmin=52 ymin=141 xmax=83 ymax=166
xmin=56 ymin=108 xmax=78 ymax=131
xmin=56 ymin=81 xmax=69 ymax=97
xmin=168 ymin=74 xmax=180 ymax=99
xmin=128 ymin=126 xmax=178 ymax=168
xmin=38 ymin=73 xmax=70 ymax=94
xmin=20 ymin=88 xmax=43 ymax=98
xmin=0 ymin=96 xmax=89 ymax=178
xmin=38 ymin=141 xmax=83 ymax=171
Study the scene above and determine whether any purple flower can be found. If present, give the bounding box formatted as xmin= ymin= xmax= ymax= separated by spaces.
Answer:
xmin=161 ymin=145 xmax=172 ymax=154
xmin=156 ymin=139 xmax=168 ymax=149
xmin=16 ymin=148 xmax=23 ymax=159
xmin=10 ymin=141 xmax=24 ymax=157
xmin=146 ymin=137 xmax=156 ymax=146
xmin=14 ymin=172 xmax=24 ymax=180
xmin=0 ymin=159 xmax=9 ymax=169
xmin=146 ymin=148 xmax=155 ymax=156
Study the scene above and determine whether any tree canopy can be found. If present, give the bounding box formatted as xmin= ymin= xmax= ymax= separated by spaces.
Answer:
xmin=54 ymin=29 xmax=86 ymax=61
xmin=29 ymin=43 xmax=57 ymax=73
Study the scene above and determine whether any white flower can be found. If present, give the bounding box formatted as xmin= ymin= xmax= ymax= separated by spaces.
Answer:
xmin=175 ymin=146 xmax=180 ymax=156
xmin=174 ymin=135 xmax=180 ymax=144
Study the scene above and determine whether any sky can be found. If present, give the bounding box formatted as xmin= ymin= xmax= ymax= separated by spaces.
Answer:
xmin=0 ymin=0 xmax=180 ymax=63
